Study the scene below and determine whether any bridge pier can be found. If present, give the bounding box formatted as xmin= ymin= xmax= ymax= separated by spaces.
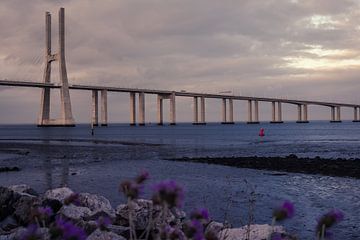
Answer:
xmin=296 ymin=104 xmax=309 ymax=123
xmin=228 ymin=99 xmax=234 ymax=124
xmin=170 ymin=92 xmax=176 ymax=125
xmin=353 ymin=107 xmax=360 ymax=122
xmin=138 ymin=92 xmax=145 ymax=126
xmin=100 ymin=90 xmax=108 ymax=126
xmin=330 ymin=106 xmax=341 ymax=123
xmin=129 ymin=92 xmax=136 ymax=126
xmin=200 ymin=97 xmax=206 ymax=125
xmin=91 ymin=90 xmax=99 ymax=126
xmin=270 ymin=101 xmax=283 ymax=123
xmin=193 ymin=97 xmax=199 ymax=125
xmin=221 ymin=98 xmax=227 ymax=124
xmin=157 ymin=95 xmax=164 ymax=125
xmin=247 ymin=100 xmax=259 ymax=124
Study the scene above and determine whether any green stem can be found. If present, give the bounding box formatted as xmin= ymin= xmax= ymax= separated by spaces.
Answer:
xmin=267 ymin=217 xmax=276 ymax=240
xmin=321 ymin=224 xmax=326 ymax=240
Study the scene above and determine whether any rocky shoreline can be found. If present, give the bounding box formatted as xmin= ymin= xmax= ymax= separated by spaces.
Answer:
xmin=166 ymin=155 xmax=360 ymax=179
xmin=0 ymin=184 xmax=294 ymax=240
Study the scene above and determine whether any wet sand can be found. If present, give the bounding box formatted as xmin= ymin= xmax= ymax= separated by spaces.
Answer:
xmin=167 ymin=155 xmax=360 ymax=179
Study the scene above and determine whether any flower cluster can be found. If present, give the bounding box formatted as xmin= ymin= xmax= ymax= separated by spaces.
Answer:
xmin=152 ymin=180 xmax=184 ymax=208
xmin=21 ymin=224 xmax=41 ymax=240
xmin=190 ymin=208 xmax=210 ymax=223
xmin=120 ymin=170 xmax=149 ymax=200
xmin=272 ymin=200 xmax=294 ymax=221
xmin=183 ymin=219 xmax=205 ymax=240
xmin=49 ymin=217 xmax=87 ymax=240
xmin=160 ymin=225 xmax=186 ymax=240
xmin=316 ymin=209 xmax=344 ymax=238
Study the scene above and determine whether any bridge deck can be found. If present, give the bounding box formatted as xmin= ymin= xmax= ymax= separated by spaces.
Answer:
xmin=0 ymin=79 xmax=358 ymax=108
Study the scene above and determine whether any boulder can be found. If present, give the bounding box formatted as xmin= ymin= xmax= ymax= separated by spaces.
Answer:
xmin=115 ymin=199 xmax=186 ymax=230
xmin=0 ymin=187 xmax=20 ymax=221
xmin=59 ymin=204 xmax=92 ymax=221
xmin=0 ymin=216 xmax=18 ymax=232
xmin=87 ymin=229 xmax=126 ymax=240
xmin=12 ymin=194 xmax=38 ymax=225
xmin=205 ymin=221 xmax=225 ymax=236
xmin=218 ymin=224 xmax=285 ymax=240
xmin=44 ymin=187 xmax=74 ymax=203
xmin=78 ymin=193 xmax=115 ymax=218
xmin=8 ymin=184 xmax=38 ymax=197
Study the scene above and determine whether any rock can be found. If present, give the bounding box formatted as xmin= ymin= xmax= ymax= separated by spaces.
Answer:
xmin=87 ymin=229 xmax=126 ymax=240
xmin=13 ymin=194 xmax=38 ymax=225
xmin=0 ymin=216 xmax=18 ymax=232
xmin=115 ymin=201 xmax=151 ymax=230
xmin=205 ymin=221 xmax=225 ymax=236
xmin=107 ymin=224 xmax=129 ymax=236
xmin=44 ymin=187 xmax=74 ymax=203
xmin=59 ymin=204 xmax=92 ymax=221
xmin=0 ymin=187 xmax=20 ymax=221
xmin=42 ymin=198 xmax=63 ymax=214
xmin=8 ymin=184 xmax=38 ymax=197
xmin=78 ymin=193 xmax=115 ymax=218
xmin=218 ymin=224 xmax=285 ymax=240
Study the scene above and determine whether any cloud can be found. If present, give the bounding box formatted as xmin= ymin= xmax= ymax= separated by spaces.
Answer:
xmin=0 ymin=0 xmax=359 ymax=123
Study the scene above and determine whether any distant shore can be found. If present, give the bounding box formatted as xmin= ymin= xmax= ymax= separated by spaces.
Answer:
xmin=166 ymin=155 xmax=360 ymax=179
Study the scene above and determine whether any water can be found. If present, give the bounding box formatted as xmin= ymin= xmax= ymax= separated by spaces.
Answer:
xmin=0 ymin=121 xmax=359 ymax=239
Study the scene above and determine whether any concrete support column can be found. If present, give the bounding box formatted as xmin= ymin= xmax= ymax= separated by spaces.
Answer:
xmin=303 ymin=104 xmax=308 ymax=122
xmin=271 ymin=102 xmax=276 ymax=122
xmin=169 ymin=92 xmax=176 ymax=125
xmin=247 ymin=100 xmax=253 ymax=123
xmin=254 ymin=100 xmax=259 ymax=123
xmin=353 ymin=107 xmax=359 ymax=122
xmin=228 ymin=99 xmax=234 ymax=124
xmin=100 ymin=90 xmax=108 ymax=126
xmin=297 ymin=104 xmax=302 ymax=122
xmin=336 ymin=106 xmax=341 ymax=122
xmin=221 ymin=98 xmax=227 ymax=124
xmin=330 ymin=106 xmax=336 ymax=122
xmin=129 ymin=92 xmax=136 ymax=126
xmin=138 ymin=92 xmax=145 ymax=126
xmin=277 ymin=102 xmax=282 ymax=122
xmin=91 ymin=90 xmax=98 ymax=126
xmin=193 ymin=97 xmax=199 ymax=124
xmin=200 ymin=97 xmax=206 ymax=125
xmin=157 ymin=95 xmax=163 ymax=125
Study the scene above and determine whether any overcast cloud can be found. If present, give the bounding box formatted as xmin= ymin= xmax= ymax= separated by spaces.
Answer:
xmin=1 ymin=0 xmax=360 ymax=123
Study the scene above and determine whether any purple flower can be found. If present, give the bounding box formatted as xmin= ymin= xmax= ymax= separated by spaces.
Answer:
xmin=273 ymin=200 xmax=295 ymax=221
xmin=120 ymin=171 xmax=149 ymax=199
xmin=316 ymin=209 xmax=344 ymax=236
xmin=96 ymin=216 xmax=112 ymax=231
xmin=160 ymin=225 xmax=186 ymax=240
xmin=190 ymin=208 xmax=210 ymax=222
xmin=152 ymin=180 xmax=184 ymax=208
xmin=50 ymin=217 xmax=87 ymax=240
xmin=135 ymin=170 xmax=150 ymax=184
xmin=38 ymin=206 xmax=53 ymax=218
xmin=21 ymin=224 xmax=41 ymax=240
xmin=184 ymin=219 xmax=205 ymax=240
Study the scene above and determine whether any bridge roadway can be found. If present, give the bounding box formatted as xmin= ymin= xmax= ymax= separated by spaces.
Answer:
xmin=0 ymin=79 xmax=359 ymax=108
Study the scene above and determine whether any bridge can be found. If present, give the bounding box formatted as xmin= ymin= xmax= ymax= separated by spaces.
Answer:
xmin=1 ymin=8 xmax=360 ymax=127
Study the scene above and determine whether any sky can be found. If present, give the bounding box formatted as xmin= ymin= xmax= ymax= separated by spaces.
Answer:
xmin=1 ymin=0 xmax=360 ymax=123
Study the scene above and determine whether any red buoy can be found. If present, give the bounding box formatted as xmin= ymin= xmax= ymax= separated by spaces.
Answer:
xmin=259 ymin=128 xmax=265 ymax=137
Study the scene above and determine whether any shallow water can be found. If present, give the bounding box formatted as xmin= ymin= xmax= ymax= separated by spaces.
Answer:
xmin=0 ymin=122 xmax=359 ymax=239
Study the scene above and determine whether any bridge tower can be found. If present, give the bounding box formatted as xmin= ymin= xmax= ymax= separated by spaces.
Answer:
xmin=38 ymin=8 xmax=75 ymax=127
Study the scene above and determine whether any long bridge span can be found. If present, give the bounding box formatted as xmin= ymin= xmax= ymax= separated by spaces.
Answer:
xmin=0 ymin=8 xmax=359 ymax=126
xmin=1 ymin=79 xmax=360 ymax=126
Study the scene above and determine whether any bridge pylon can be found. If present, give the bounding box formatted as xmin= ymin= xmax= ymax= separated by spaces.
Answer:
xmin=38 ymin=8 xmax=75 ymax=127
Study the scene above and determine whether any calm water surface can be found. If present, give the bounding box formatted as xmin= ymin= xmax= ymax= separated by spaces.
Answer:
xmin=0 ymin=121 xmax=359 ymax=239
